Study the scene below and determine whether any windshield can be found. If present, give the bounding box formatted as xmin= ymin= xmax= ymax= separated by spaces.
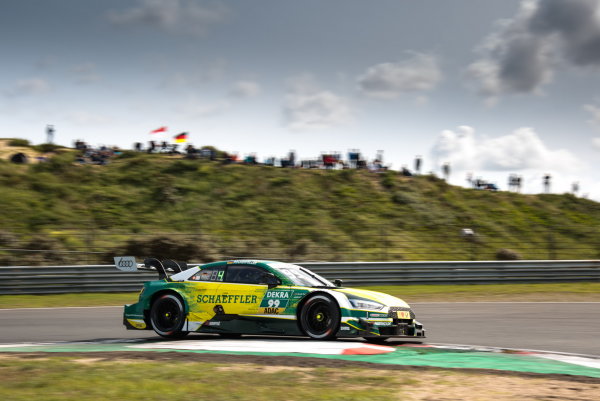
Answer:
xmin=269 ymin=263 xmax=334 ymax=287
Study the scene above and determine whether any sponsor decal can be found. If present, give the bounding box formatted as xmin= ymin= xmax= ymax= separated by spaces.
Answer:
xmin=126 ymin=319 xmax=146 ymax=329
xmin=259 ymin=290 xmax=293 ymax=309
xmin=369 ymin=313 xmax=387 ymax=318
xmin=396 ymin=311 xmax=411 ymax=319
xmin=196 ymin=294 xmax=258 ymax=304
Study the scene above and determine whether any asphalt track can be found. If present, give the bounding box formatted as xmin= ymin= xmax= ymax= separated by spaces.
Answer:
xmin=1 ymin=302 xmax=599 ymax=356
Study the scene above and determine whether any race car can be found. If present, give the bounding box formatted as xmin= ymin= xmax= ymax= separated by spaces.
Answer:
xmin=115 ymin=257 xmax=425 ymax=341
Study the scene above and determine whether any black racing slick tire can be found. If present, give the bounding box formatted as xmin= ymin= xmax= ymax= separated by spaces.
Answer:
xmin=300 ymin=294 xmax=340 ymax=340
xmin=150 ymin=293 xmax=189 ymax=339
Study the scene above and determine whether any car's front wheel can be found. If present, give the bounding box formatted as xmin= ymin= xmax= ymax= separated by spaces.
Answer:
xmin=300 ymin=294 xmax=340 ymax=340
xmin=150 ymin=293 xmax=189 ymax=339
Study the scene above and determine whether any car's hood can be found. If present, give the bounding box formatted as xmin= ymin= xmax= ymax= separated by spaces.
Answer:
xmin=332 ymin=288 xmax=410 ymax=308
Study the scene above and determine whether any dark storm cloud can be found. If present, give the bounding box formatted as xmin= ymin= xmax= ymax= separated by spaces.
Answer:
xmin=469 ymin=0 xmax=600 ymax=97
xmin=529 ymin=0 xmax=600 ymax=66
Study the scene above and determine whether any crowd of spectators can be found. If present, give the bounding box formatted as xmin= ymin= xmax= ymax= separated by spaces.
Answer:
xmin=6 ymin=137 xmax=584 ymax=194
xmin=74 ymin=140 xmax=121 ymax=165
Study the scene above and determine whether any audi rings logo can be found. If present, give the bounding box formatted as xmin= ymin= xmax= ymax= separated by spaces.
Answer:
xmin=117 ymin=258 xmax=134 ymax=268
xmin=114 ymin=256 xmax=137 ymax=271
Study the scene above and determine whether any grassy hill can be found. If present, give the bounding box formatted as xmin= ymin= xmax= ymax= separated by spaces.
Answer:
xmin=0 ymin=145 xmax=598 ymax=265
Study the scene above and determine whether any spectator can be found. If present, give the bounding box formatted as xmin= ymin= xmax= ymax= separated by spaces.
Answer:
xmin=442 ymin=163 xmax=451 ymax=181
xmin=348 ymin=150 xmax=360 ymax=169
xmin=414 ymin=155 xmax=422 ymax=175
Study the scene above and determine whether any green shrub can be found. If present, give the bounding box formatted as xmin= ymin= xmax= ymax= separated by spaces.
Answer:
xmin=120 ymin=235 xmax=219 ymax=262
xmin=269 ymin=176 xmax=291 ymax=187
xmin=380 ymin=171 xmax=396 ymax=189
xmin=8 ymin=138 xmax=30 ymax=147
xmin=32 ymin=143 xmax=62 ymax=153
xmin=496 ymin=248 xmax=521 ymax=260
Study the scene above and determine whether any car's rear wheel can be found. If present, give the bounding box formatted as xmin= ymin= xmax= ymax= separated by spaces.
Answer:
xmin=300 ymin=294 xmax=340 ymax=340
xmin=150 ymin=293 xmax=189 ymax=339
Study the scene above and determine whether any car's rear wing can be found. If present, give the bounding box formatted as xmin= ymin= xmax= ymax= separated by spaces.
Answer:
xmin=113 ymin=256 xmax=200 ymax=281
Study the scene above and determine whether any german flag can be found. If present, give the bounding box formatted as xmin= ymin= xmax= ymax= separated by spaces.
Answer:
xmin=174 ymin=132 xmax=188 ymax=143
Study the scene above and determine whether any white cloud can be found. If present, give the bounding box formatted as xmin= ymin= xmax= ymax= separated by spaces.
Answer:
xmin=431 ymin=125 xmax=581 ymax=172
xmin=283 ymin=91 xmax=352 ymax=131
xmin=468 ymin=0 xmax=600 ymax=99
xmin=228 ymin=80 xmax=261 ymax=98
xmin=3 ymin=78 xmax=51 ymax=97
xmin=584 ymin=103 xmax=600 ymax=125
xmin=592 ymin=137 xmax=600 ymax=150
xmin=72 ymin=63 xmax=101 ymax=84
xmin=282 ymin=76 xmax=352 ymax=131
xmin=357 ymin=53 xmax=442 ymax=99
xmin=108 ymin=0 xmax=228 ymax=35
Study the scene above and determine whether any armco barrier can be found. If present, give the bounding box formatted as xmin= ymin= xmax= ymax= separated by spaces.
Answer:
xmin=0 ymin=260 xmax=599 ymax=295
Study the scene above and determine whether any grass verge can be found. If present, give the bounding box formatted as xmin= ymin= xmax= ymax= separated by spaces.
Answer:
xmin=1 ymin=282 xmax=600 ymax=309
xmin=0 ymin=293 xmax=139 ymax=309
xmin=362 ymin=282 xmax=600 ymax=302
xmin=1 ymin=355 xmax=598 ymax=401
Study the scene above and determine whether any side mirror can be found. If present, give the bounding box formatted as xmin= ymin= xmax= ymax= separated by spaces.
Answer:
xmin=334 ymin=279 xmax=343 ymax=287
xmin=262 ymin=273 xmax=281 ymax=289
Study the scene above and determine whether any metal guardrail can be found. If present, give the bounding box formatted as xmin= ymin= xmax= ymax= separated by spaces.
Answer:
xmin=1 ymin=260 xmax=599 ymax=295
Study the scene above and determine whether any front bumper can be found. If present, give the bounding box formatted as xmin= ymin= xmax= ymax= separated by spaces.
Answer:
xmin=340 ymin=306 xmax=426 ymax=338
xmin=359 ymin=318 xmax=426 ymax=338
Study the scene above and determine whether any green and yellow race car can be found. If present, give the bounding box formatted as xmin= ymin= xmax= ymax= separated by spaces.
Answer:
xmin=115 ymin=257 xmax=425 ymax=341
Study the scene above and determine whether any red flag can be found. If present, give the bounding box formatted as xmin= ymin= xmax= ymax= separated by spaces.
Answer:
xmin=174 ymin=132 xmax=188 ymax=143
xmin=150 ymin=126 xmax=167 ymax=134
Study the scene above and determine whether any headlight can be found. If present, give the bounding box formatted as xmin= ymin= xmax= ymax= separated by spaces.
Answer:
xmin=349 ymin=299 xmax=384 ymax=311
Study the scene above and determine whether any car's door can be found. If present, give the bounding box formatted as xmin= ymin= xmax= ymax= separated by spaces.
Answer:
xmin=216 ymin=264 xmax=274 ymax=316
xmin=186 ymin=264 xmax=227 ymax=326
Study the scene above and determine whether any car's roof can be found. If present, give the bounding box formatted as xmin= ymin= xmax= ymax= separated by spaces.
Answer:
xmin=200 ymin=259 xmax=291 ymax=268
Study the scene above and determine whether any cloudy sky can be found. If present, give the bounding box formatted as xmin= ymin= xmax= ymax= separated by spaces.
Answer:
xmin=2 ymin=0 xmax=600 ymax=199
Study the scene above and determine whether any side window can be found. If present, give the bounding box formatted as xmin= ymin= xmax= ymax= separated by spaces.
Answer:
xmin=226 ymin=265 xmax=267 ymax=285
xmin=191 ymin=266 xmax=225 ymax=282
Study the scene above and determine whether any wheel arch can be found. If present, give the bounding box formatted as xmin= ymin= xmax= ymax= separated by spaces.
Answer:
xmin=144 ymin=289 xmax=189 ymax=323
xmin=295 ymin=290 xmax=343 ymax=332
